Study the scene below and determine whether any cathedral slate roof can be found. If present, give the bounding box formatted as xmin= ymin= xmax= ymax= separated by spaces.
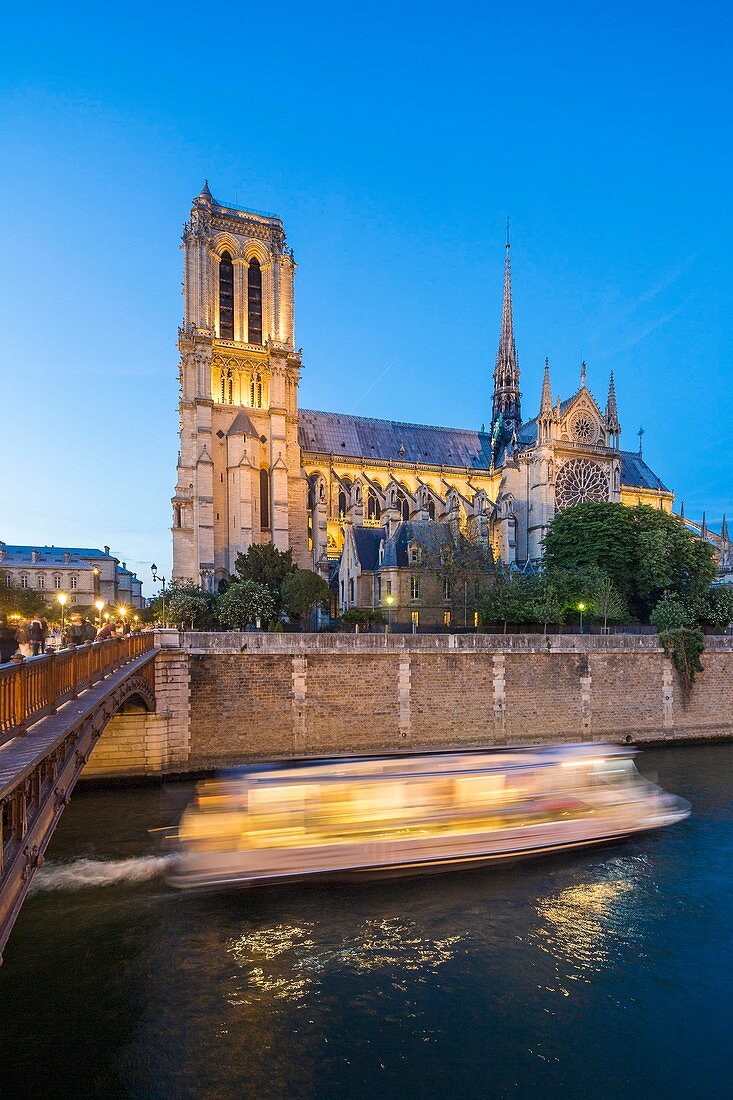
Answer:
xmin=351 ymin=527 xmax=383 ymax=572
xmin=299 ymin=410 xmax=493 ymax=468
xmin=619 ymin=452 xmax=669 ymax=492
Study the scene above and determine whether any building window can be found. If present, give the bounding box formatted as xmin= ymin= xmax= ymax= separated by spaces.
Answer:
xmin=428 ymin=500 xmax=436 ymax=520
xmin=338 ymin=490 xmax=347 ymax=519
xmin=70 ymin=575 xmax=78 ymax=590
xmin=219 ymin=251 xmax=234 ymax=340
xmin=5 ymin=574 xmax=11 ymax=587
xmin=410 ymin=576 xmax=420 ymax=601
xmin=443 ymin=610 xmax=451 ymax=628
xmin=37 ymin=574 xmax=45 ymax=589
xmin=248 ymin=258 xmax=263 ymax=344
xmin=367 ymin=492 xmax=381 ymax=522
xmin=443 ymin=577 xmax=451 ymax=600
xmin=307 ymin=514 xmax=313 ymax=552
xmin=20 ymin=574 xmax=28 ymax=589
xmin=386 ymin=580 xmax=392 ymax=596
xmin=250 ymin=371 xmax=263 ymax=408
xmin=260 ymin=468 xmax=270 ymax=530
xmin=409 ymin=546 xmax=420 ymax=564
xmin=473 ymin=610 xmax=479 ymax=628
xmin=53 ymin=574 xmax=61 ymax=589
xmin=349 ymin=578 xmax=354 ymax=602
xmin=375 ymin=576 xmax=381 ymax=602
xmin=411 ymin=610 xmax=419 ymax=629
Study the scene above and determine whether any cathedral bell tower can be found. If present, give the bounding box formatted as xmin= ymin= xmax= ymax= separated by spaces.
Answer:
xmin=172 ymin=183 xmax=306 ymax=589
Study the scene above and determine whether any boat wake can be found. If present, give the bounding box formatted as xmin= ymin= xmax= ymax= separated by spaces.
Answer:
xmin=31 ymin=855 xmax=173 ymax=892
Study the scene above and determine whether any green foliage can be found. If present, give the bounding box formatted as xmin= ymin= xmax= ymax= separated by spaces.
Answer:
xmin=234 ymin=544 xmax=296 ymax=613
xmin=166 ymin=582 xmax=214 ymax=629
xmin=0 ymin=580 xmax=53 ymax=619
xmin=650 ymin=592 xmax=691 ymax=632
xmin=216 ymin=580 xmax=275 ymax=630
xmin=543 ymin=503 xmax=716 ymax=620
xmin=478 ymin=574 xmax=538 ymax=631
xmin=592 ymin=574 xmax=629 ymax=631
xmin=281 ymin=569 xmax=329 ymax=629
xmin=659 ymin=627 xmax=705 ymax=700
xmin=686 ymin=586 xmax=733 ymax=632
xmin=340 ymin=608 xmax=386 ymax=629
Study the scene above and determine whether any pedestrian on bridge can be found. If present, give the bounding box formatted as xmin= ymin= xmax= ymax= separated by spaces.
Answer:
xmin=0 ymin=614 xmax=20 ymax=664
xmin=28 ymin=616 xmax=45 ymax=656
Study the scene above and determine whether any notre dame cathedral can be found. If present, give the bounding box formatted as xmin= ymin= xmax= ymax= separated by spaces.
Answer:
xmin=171 ymin=183 xmax=678 ymax=603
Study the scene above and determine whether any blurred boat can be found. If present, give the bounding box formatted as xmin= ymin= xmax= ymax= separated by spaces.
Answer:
xmin=166 ymin=744 xmax=690 ymax=890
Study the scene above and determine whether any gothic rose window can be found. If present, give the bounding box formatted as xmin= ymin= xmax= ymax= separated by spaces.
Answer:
xmin=570 ymin=412 xmax=598 ymax=444
xmin=554 ymin=459 xmax=609 ymax=509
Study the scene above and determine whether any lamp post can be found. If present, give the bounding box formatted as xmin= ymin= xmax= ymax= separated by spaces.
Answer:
xmin=118 ymin=605 xmax=128 ymax=634
xmin=578 ymin=601 xmax=586 ymax=635
xmin=57 ymin=592 xmax=68 ymax=644
xmin=151 ymin=564 xmax=166 ymax=626
xmin=386 ymin=594 xmax=394 ymax=633
xmin=95 ymin=599 xmax=105 ymax=628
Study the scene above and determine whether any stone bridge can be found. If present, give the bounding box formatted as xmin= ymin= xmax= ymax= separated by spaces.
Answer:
xmin=0 ymin=635 xmax=158 ymax=961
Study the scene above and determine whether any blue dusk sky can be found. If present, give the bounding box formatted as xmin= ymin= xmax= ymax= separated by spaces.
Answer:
xmin=1 ymin=1 xmax=731 ymax=589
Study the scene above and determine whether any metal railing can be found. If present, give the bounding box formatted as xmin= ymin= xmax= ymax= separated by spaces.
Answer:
xmin=0 ymin=634 xmax=155 ymax=745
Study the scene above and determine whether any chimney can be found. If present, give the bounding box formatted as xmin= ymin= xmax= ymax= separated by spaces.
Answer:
xmin=104 ymin=546 xmax=110 ymax=555
xmin=31 ymin=549 xmax=39 ymax=562
xmin=64 ymin=551 xmax=71 ymax=563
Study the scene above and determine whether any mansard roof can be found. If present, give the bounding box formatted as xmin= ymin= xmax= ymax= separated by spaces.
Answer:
xmin=299 ymin=410 xmax=493 ymax=469
xmin=381 ymin=520 xmax=493 ymax=570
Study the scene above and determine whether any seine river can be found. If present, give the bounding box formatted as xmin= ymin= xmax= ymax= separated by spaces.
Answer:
xmin=0 ymin=744 xmax=731 ymax=1098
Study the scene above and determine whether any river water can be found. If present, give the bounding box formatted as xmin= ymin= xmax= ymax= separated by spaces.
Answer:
xmin=0 ymin=744 xmax=731 ymax=1099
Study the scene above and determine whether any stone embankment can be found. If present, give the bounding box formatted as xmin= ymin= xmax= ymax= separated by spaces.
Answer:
xmin=85 ymin=631 xmax=733 ymax=778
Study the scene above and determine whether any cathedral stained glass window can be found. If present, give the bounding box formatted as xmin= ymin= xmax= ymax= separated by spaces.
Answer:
xmin=260 ymin=469 xmax=270 ymax=530
xmin=554 ymin=459 xmax=609 ymax=509
xmin=570 ymin=412 xmax=599 ymax=445
xmin=248 ymin=258 xmax=263 ymax=344
xmin=219 ymin=251 xmax=234 ymax=340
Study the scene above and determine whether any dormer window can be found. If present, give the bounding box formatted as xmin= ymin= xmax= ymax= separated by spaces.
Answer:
xmin=409 ymin=545 xmax=420 ymax=565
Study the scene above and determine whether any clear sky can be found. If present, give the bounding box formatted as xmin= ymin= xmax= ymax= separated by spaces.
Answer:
xmin=1 ymin=1 xmax=731 ymax=591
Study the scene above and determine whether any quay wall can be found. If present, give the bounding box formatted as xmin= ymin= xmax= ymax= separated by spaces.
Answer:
xmin=84 ymin=632 xmax=733 ymax=778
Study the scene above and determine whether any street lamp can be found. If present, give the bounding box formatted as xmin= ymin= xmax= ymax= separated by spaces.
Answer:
xmin=95 ymin=599 xmax=105 ymax=628
xmin=578 ymin=601 xmax=586 ymax=635
xmin=57 ymin=592 xmax=68 ymax=643
xmin=118 ymin=606 xmax=129 ymax=633
xmin=386 ymin=594 xmax=394 ymax=633
xmin=151 ymin=563 xmax=166 ymax=626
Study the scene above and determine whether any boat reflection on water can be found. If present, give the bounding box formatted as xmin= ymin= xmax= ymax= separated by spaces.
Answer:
xmin=166 ymin=744 xmax=690 ymax=890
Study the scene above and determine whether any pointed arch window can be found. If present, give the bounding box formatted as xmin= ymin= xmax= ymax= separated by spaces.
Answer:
xmin=260 ymin=468 xmax=270 ymax=530
xmin=219 ymin=251 xmax=234 ymax=340
xmin=367 ymin=492 xmax=381 ymax=522
xmin=250 ymin=371 xmax=263 ymax=409
xmin=338 ymin=490 xmax=347 ymax=519
xmin=428 ymin=499 xmax=436 ymax=521
xmin=248 ymin=258 xmax=263 ymax=344
xmin=400 ymin=495 xmax=409 ymax=522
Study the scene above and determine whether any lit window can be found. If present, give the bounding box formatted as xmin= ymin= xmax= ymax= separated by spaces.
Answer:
xmin=473 ymin=610 xmax=479 ymax=628
xmin=443 ymin=610 xmax=451 ymax=627
xmin=20 ymin=574 xmax=28 ymax=589
xmin=70 ymin=575 xmax=78 ymax=590
xmin=410 ymin=576 xmax=420 ymax=601
xmin=411 ymin=610 xmax=419 ymax=628
xmin=247 ymin=258 xmax=263 ymax=344
xmin=53 ymin=575 xmax=61 ymax=589
xmin=219 ymin=251 xmax=234 ymax=340
xmin=37 ymin=574 xmax=45 ymax=589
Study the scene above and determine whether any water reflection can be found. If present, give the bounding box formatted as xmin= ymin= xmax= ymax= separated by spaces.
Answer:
xmin=227 ymin=918 xmax=466 ymax=1004
xmin=530 ymin=855 xmax=649 ymax=981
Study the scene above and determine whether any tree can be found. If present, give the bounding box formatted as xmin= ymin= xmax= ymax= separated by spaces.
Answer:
xmin=530 ymin=578 xmax=566 ymax=634
xmin=543 ymin=503 xmax=717 ymax=621
xmin=593 ymin=574 xmax=628 ymax=632
xmin=234 ymin=544 xmax=296 ymax=613
xmin=650 ymin=592 xmax=690 ymax=632
xmin=166 ymin=582 xmax=213 ymax=630
xmin=216 ymin=580 xmax=275 ymax=630
xmin=686 ymin=585 xmax=733 ymax=632
xmin=479 ymin=575 xmax=536 ymax=632
xmin=0 ymin=582 xmax=53 ymax=619
xmin=340 ymin=608 xmax=385 ymax=630
xmin=281 ymin=569 xmax=329 ymax=630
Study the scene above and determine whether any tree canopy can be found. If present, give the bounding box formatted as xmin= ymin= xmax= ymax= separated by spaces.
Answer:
xmin=281 ymin=569 xmax=329 ymax=629
xmin=216 ymin=580 xmax=276 ymax=630
xmin=234 ymin=544 xmax=296 ymax=613
xmin=543 ymin=503 xmax=716 ymax=621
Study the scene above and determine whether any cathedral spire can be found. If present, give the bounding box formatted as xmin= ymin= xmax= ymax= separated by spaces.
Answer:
xmin=679 ymin=501 xmax=685 ymax=522
xmin=700 ymin=511 xmax=708 ymax=541
xmin=722 ymin=514 xmax=729 ymax=543
xmin=540 ymin=357 xmax=553 ymax=415
xmin=490 ymin=225 xmax=522 ymax=459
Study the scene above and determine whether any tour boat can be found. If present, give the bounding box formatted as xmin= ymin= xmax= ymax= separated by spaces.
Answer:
xmin=166 ymin=744 xmax=690 ymax=890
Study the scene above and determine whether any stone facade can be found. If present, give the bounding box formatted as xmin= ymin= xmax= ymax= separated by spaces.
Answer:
xmin=172 ymin=184 xmax=691 ymax=598
xmin=82 ymin=633 xmax=733 ymax=777
xmin=0 ymin=543 xmax=143 ymax=608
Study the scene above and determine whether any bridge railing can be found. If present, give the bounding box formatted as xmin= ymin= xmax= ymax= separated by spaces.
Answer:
xmin=0 ymin=634 xmax=155 ymax=745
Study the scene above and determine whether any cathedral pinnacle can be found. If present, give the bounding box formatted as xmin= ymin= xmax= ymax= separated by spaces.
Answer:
xmin=540 ymin=357 xmax=553 ymax=415
xmin=700 ymin=511 xmax=708 ymax=541
xmin=605 ymin=370 xmax=621 ymax=441
xmin=722 ymin=514 xmax=730 ymax=543
xmin=490 ymin=229 xmax=522 ymax=460
xmin=580 ymin=360 xmax=587 ymax=388
xmin=197 ymin=180 xmax=213 ymax=205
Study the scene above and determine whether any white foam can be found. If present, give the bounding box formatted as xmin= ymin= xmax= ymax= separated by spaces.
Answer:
xmin=31 ymin=855 xmax=172 ymax=892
